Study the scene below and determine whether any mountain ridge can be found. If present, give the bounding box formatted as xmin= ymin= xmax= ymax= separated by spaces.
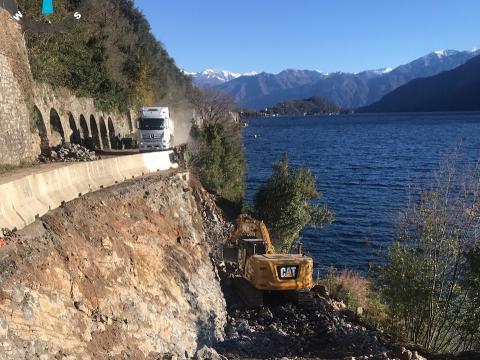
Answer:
xmin=359 ymin=54 xmax=480 ymax=113
xmin=200 ymin=49 xmax=480 ymax=110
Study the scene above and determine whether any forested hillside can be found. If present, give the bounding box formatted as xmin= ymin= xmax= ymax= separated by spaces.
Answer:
xmin=18 ymin=0 xmax=191 ymax=111
xmin=262 ymin=96 xmax=340 ymax=116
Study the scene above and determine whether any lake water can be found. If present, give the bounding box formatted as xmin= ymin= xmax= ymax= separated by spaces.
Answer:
xmin=243 ymin=113 xmax=480 ymax=273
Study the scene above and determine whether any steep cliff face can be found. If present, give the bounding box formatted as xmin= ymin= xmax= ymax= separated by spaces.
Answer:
xmin=0 ymin=172 xmax=227 ymax=359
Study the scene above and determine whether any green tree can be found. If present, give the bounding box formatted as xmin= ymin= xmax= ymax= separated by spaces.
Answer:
xmin=188 ymin=90 xmax=246 ymax=203
xmin=254 ymin=154 xmax=334 ymax=252
xmin=18 ymin=0 xmax=191 ymax=112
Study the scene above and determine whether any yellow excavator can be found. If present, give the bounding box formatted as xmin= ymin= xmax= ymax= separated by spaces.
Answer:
xmin=223 ymin=215 xmax=314 ymax=306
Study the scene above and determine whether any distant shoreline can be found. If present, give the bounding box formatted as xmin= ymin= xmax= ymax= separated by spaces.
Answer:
xmin=245 ymin=110 xmax=480 ymax=119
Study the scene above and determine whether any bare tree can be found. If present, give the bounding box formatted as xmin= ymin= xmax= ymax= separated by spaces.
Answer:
xmin=381 ymin=152 xmax=480 ymax=352
xmin=189 ymin=88 xmax=235 ymax=127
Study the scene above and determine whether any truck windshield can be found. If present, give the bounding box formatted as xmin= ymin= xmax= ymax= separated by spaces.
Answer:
xmin=139 ymin=118 xmax=165 ymax=130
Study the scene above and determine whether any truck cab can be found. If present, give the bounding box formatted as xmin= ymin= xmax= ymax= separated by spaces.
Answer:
xmin=138 ymin=107 xmax=174 ymax=152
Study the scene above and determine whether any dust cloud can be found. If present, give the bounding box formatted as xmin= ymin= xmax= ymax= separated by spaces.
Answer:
xmin=171 ymin=106 xmax=194 ymax=146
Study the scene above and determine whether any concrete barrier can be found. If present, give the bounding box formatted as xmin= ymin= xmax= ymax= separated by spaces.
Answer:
xmin=0 ymin=151 xmax=178 ymax=233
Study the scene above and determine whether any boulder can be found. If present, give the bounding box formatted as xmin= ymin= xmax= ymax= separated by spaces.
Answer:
xmin=311 ymin=284 xmax=330 ymax=297
xmin=396 ymin=347 xmax=413 ymax=360
xmin=195 ymin=346 xmax=225 ymax=360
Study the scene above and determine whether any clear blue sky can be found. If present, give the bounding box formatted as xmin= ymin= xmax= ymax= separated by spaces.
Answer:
xmin=134 ymin=0 xmax=479 ymax=74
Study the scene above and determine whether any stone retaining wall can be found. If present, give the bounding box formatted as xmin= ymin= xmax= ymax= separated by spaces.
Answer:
xmin=0 ymin=9 xmax=137 ymax=166
xmin=0 ymin=10 xmax=37 ymax=165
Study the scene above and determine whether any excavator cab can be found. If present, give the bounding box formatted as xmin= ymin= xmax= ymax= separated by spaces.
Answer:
xmin=224 ymin=238 xmax=267 ymax=266
xmin=237 ymin=238 xmax=267 ymax=270
xmin=239 ymin=238 xmax=267 ymax=256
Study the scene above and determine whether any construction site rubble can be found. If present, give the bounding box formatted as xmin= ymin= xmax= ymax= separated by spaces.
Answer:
xmin=38 ymin=143 xmax=97 ymax=163
xmin=217 ymin=279 xmax=394 ymax=359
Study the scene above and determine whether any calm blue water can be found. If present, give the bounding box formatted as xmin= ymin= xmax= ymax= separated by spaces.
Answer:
xmin=244 ymin=113 xmax=480 ymax=272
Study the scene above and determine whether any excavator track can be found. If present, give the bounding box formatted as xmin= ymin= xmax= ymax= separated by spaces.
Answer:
xmin=266 ymin=289 xmax=317 ymax=308
xmin=233 ymin=277 xmax=264 ymax=307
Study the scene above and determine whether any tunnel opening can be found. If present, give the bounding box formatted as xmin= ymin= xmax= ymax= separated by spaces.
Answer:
xmin=68 ymin=114 xmax=81 ymax=145
xmin=79 ymin=115 xmax=90 ymax=148
xmin=99 ymin=117 xmax=109 ymax=149
xmin=108 ymin=117 xmax=118 ymax=149
xmin=127 ymin=112 xmax=133 ymax=133
xmin=32 ymin=105 xmax=49 ymax=154
xmin=50 ymin=108 xmax=65 ymax=146
xmin=90 ymin=116 xmax=101 ymax=150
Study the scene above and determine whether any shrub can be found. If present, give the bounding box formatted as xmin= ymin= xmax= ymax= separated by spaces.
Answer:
xmin=318 ymin=268 xmax=387 ymax=329
xmin=254 ymin=153 xmax=334 ymax=251
xmin=378 ymin=156 xmax=480 ymax=352
xmin=459 ymin=247 xmax=480 ymax=349
xmin=321 ymin=268 xmax=370 ymax=309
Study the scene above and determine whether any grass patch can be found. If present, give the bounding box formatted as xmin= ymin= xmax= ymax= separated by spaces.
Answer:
xmin=318 ymin=268 xmax=387 ymax=329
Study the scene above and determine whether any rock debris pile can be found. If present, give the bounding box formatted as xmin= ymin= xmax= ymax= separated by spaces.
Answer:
xmin=193 ymin=180 xmax=233 ymax=260
xmin=39 ymin=143 xmax=97 ymax=163
xmin=214 ymin=278 xmax=428 ymax=360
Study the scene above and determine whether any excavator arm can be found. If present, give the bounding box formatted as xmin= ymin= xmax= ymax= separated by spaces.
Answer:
xmin=258 ymin=221 xmax=274 ymax=254
xmin=228 ymin=215 xmax=274 ymax=254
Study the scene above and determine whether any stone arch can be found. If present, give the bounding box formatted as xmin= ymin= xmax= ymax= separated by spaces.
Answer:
xmin=108 ymin=117 xmax=118 ymax=149
xmin=50 ymin=108 xmax=65 ymax=146
xmin=32 ymin=105 xmax=49 ymax=153
xmin=90 ymin=115 xmax=101 ymax=150
xmin=68 ymin=113 xmax=81 ymax=145
xmin=99 ymin=117 xmax=110 ymax=149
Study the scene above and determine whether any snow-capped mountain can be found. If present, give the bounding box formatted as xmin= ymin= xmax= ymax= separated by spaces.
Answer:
xmin=361 ymin=51 xmax=480 ymax=113
xmin=434 ymin=49 xmax=457 ymax=58
xmin=372 ymin=67 xmax=393 ymax=74
xmin=213 ymin=49 xmax=480 ymax=110
xmin=185 ymin=69 xmax=258 ymax=88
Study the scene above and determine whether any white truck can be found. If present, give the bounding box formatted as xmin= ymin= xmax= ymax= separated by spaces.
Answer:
xmin=138 ymin=107 xmax=174 ymax=152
